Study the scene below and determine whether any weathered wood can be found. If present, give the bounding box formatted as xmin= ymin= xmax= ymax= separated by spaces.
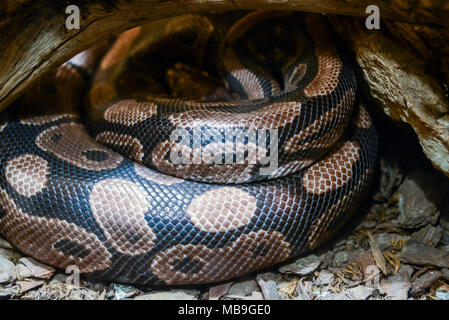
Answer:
xmin=1 ymin=0 xmax=449 ymax=111
xmin=329 ymin=14 xmax=449 ymax=177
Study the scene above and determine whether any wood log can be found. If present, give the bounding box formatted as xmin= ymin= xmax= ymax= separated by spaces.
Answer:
xmin=1 ymin=0 xmax=449 ymax=111
xmin=329 ymin=15 xmax=449 ymax=177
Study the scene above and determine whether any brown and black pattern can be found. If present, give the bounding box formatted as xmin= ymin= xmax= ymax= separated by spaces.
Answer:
xmin=0 ymin=10 xmax=377 ymax=285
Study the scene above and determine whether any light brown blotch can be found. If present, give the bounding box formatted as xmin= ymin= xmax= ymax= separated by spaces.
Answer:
xmin=222 ymin=47 xmax=265 ymax=99
xmin=168 ymin=101 xmax=301 ymax=129
xmin=20 ymin=114 xmax=76 ymax=125
xmin=103 ymin=99 xmax=157 ymax=126
xmin=284 ymin=90 xmax=354 ymax=154
xmin=0 ymin=189 xmax=112 ymax=273
xmin=303 ymin=15 xmax=343 ymax=98
xmin=186 ymin=187 xmax=257 ymax=233
xmin=5 ymin=154 xmax=49 ymax=197
xmin=302 ymin=140 xmax=361 ymax=195
xmin=96 ymin=131 xmax=144 ymax=162
xmin=355 ymin=105 xmax=372 ymax=129
xmin=150 ymin=230 xmax=291 ymax=285
xmin=36 ymin=122 xmax=123 ymax=171
xmin=89 ymin=178 xmax=155 ymax=256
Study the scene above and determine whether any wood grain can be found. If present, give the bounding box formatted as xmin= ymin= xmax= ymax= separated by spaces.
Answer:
xmin=1 ymin=0 xmax=449 ymax=111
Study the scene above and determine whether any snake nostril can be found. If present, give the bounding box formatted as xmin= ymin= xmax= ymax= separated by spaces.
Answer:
xmin=172 ymin=257 xmax=204 ymax=274
xmin=53 ymin=239 xmax=90 ymax=259
xmin=82 ymin=150 xmax=109 ymax=162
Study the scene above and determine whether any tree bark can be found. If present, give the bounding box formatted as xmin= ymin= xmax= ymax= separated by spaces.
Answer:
xmin=1 ymin=0 xmax=449 ymax=111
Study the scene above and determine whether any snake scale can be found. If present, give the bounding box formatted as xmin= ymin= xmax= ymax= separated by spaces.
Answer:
xmin=0 ymin=11 xmax=377 ymax=285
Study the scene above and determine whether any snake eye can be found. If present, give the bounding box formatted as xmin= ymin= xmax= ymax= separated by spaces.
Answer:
xmin=82 ymin=150 xmax=109 ymax=162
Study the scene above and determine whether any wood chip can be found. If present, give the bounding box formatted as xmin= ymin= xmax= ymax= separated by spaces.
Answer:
xmin=367 ymin=231 xmax=388 ymax=275
xmin=16 ymin=257 xmax=55 ymax=279
xmin=17 ymin=280 xmax=45 ymax=294
xmin=256 ymin=272 xmax=279 ymax=300
xmin=225 ymin=292 xmax=264 ymax=300
xmin=410 ymin=270 xmax=442 ymax=296
xmin=278 ymin=278 xmax=299 ymax=298
xmin=208 ymin=282 xmax=231 ymax=300
xmin=401 ymin=240 xmax=449 ymax=268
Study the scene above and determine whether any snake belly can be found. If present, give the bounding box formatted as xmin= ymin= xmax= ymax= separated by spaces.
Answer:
xmin=0 ymin=11 xmax=377 ymax=285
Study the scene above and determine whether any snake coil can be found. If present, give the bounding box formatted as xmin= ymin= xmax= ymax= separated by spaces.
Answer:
xmin=0 ymin=11 xmax=377 ymax=285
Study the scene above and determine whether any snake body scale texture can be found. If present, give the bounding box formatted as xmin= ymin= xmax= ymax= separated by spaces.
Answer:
xmin=0 ymin=11 xmax=377 ymax=285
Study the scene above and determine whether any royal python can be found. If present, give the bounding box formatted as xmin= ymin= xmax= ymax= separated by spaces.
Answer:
xmin=0 ymin=11 xmax=377 ymax=285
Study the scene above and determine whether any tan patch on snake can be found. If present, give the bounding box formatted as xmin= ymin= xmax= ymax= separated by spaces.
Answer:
xmin=302 ymin=140 xmax=361 ymax=195
xmin=0 ymin=189 xmax=112 ymax=273
xmin=134 ymin=163 xmax=183 ymax=186
xmin=186 ymin=187 xmax=257 ymax=233
xmin=168 ymin=101 xmax=301 ymax=129
xmin=355 ymin=105 xmax=372 ymax=129
xmin=89 ymin=179 xmax=155 ymax=256
xmin=306 ymin=106 xmax=374 ymax=248
xmin=151 ymin=230 xmax=291 ymax=285
xmin=304 ymin=15 xmax=343 ymax=98
xmin=150 ymin=96 xmax=258 ymax=108
xmin=268 ymin=159 xmax=315 ymax=179
xmin=222 ymin=47 xmax=264 ymax=99
xmin=308 ymin=174 xmax=369 ymax=249
xmin=100 ymin=27 xmax=141 ymax=70
xmin=151 ymin=139 xmax=267 ymax=183
xmin=103 ymin=99 xmax=157 ymax=126
xmin=151 ymin=140 xmax=254 ymax=183
xmin=96 ymin=131 xmax=144 ymax=162
xmin=36 ymin=122 xmax=123 ymax=171
xmin=20 ymin=114 xmax=76 ymax=125
xmin=284 ymin=90 xmax=354 ymax=154
xmin=5 ymin=154 xmax=49 ymax=197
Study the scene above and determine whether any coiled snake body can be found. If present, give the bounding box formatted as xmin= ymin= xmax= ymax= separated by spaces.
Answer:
xmin=0 ymin=11 xmax=377 ymax=285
